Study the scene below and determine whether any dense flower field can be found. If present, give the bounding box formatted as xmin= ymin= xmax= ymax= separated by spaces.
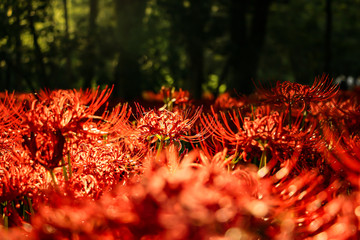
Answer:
xmin=1 ymin=75 xmax=360 ymax=239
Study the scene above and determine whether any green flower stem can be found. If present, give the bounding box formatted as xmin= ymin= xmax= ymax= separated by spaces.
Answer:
xmin=61 ymin=157 xmax=68 ymax=181
xmin=2 ymin=201 xmax=8 ymax=228
xmin=301 ymin=109 xmax=307 ymax=129
xmin=49 ymin=169 xmax=58 ymax=189
xmin=259 ymin=149 xmax=267 ymax=169
xmin=251 ymin=105 xmax=255 ymax=121
xmin=26 ymin=196 xmax=34 ymax=215
xmin=23 ymin=196 xmax=34 ymax=222
xmin=68 ymin=152 xmax=72 ymax=179
xmin=22 ymin=200 xmax=26 ymax=220
xmin=103 ymin=134 xmax=108 ymax=143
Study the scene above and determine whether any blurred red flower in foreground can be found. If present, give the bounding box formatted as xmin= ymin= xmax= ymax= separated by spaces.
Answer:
xmin=24 ymin=147 xmax=274 ymax=240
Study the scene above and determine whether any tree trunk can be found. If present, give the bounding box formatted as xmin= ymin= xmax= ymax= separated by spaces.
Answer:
xmin=228 ymin=0 xmax=272 ymax=95
xmin=184 ymin=2 xmax=209 ymax=99
xmin=27 ymin=0 xmax=47 ymax=88
xmin=228 ymin=0 xmax=249 ymax=95
xmin=82 ymin=0 xmax=99 ymax=89
xmin=113 ymin=0 xmax=146 ymax=100
xmin=186 ymin=39 xmax=204 ymax=99
xmin=324 ymin=0 xmax=332 ymax=73
xmin=63 ymin=0 xmax=73 ymax=87
xmin=13 ymin=1 xmax=23 ymax=90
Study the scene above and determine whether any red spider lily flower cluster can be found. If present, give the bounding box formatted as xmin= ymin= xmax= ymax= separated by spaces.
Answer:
xmin=0 ymin=87 xmax=134 ymax=221
xmin=18 ymin=86 xmax=130 ymax=170
xmin=3 ymin=77 xmax=360 ymax=239
xmin=135 ymin=105 xmax=202 ymax=145
xmin=256 ymin=74 xmax=339 ymax=129
xmin=0 ymin=92 xmax=26 ymax=150
xmin=258 ymin=74 xmax=339 ymax=109
xmin=201 ymin=106 xmax=317 ymax=170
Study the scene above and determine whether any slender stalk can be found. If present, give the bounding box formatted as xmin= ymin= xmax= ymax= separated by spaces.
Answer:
xmin=2 ymin=201 xmax=8 ymax=228
xmin=301 ymin=110 xmax=307 ymax=129
xmin=22 ymin=199 xmax=26 ymax=221
xmin=61 ymin=157 xmax=68 ymax=181
xmin=259 ymin=148 xmax=267 ymax=169
xmin=26 ymin=197 xmax=34 ymax=215
xmin=49 ymin=169 xmax=58 ymax=188
xmin=68 ymin=152 xmax=72 ymax=179
xmin=23 ymin=196 xmax=34 ymax=222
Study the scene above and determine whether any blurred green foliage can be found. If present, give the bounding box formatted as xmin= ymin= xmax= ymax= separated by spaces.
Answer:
xmin=0 ymin=0 xmax=359 ymax=99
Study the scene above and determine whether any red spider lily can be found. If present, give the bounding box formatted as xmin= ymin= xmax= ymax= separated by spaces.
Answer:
xmin=93 ymin=102 xmax=131 ymax=136
xmin=67 ymin=139 xmax=142 ymax=199
xmin=0 ymin=165 xmax=32 ymax=203
xmin=0 ymin=93 xmax=23 ymax=127
xmin=309 ymin=97 xmax=345 ymax=122
xmin=258 ymin=74 xmax=339 ymax=109
xmin=23 ymin=86 xmax=130 ymax=137
xmin=19 ymin=87 xmax=130 ymax=170
xmin=20 ymin=136 xmax=144 ymax=201
xmin=0 ymin=146 xmax=49 ymax=203
xmin=256 ymin=75 xmax=339 ymax=129
xmin=2 ymin=82 xmax=360 ymax=238
xmin=310 ymin=92 xmax=360 ymax=135
xmin=135 ymin=105 xmax=203 ymax=144
xmin=0 ymin=148 xmax=51 ymax=227
xmin=201 ymin=106 xmax=316 ymax=168
xmin=35 ymin=85 xmax=112 ymax=115
xmin=0 ymin=92 xmax=26 ymax=149
xmin=122 ymin=133 xmax=150 ymax=157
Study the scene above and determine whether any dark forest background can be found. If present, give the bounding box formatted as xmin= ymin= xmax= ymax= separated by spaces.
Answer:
xmin=1 ymin=0 xmax=359 ymax=100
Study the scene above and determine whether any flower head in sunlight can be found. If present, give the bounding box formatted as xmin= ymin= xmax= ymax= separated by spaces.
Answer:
xmin=0 ymin=92 xmax=26 ymax=149
xmin=20 ymin=86 xmax=130 ymax=169
xmin=25 ymin=86 xmax=129 ymax=136
xmin=136 ymin=105 xmax=202 ymax=143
